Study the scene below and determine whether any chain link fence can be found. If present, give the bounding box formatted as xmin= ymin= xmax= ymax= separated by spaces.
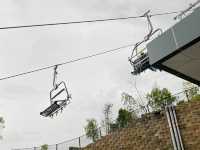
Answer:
xmin=12 ymin=128 xmax=105 ymax=150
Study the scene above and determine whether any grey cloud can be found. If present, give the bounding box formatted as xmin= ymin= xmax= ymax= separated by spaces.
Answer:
xmin=0 ymin=83 xmax=43 ymax=100
xmin=0 ymin=0 xmax=192 ymax=149
xmin=68 ymin=0 xmax=140 ymax=17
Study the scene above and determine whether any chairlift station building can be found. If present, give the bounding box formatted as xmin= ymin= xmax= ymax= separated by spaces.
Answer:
xmin=146 ymin=7 xmax=200 ymax=85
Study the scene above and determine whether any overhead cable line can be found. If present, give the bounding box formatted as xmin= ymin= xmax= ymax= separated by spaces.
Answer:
xmin=0 ymin=11 xmax=181 ymax=30
xmin=0 ymin=10 xmax=182 ymax=81
xmin=0 ymin=44 xmax=134 ymax=81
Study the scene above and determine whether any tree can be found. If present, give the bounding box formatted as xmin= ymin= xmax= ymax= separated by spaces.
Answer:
xmin=0 ymin=117 xmax=4 ymax=126
xmin=0 ymin=117 xmax=5 ymax=140
xmin=121 ymin=92 xmax=137 ymax=112
xmin=116 ymin=108 xmax=133 ymax=128
xmin=41 ymin=144 xmax=48 ymax=150
xmin=147 ymin=87 xmax=176 ymax=111
xmin=183 ymin=81 xmax=199 ymax=101
xmin=109 ymin=122 xmax=119 ymax=132
xmin=121 ymin=92 xmax=148 ymax=115
xmin=191 ymin=94 xmax=200 ymax=101
xmin=102 ymin=103 xmax=113 ymax=134
xmin=84 ymin=119 xmax=99 ymax=142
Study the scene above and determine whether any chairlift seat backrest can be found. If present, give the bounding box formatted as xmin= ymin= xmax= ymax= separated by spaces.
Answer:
xmin=50 ymin=81 xmax=70 ymax=103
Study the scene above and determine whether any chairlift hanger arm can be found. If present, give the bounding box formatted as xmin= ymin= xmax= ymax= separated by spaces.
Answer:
xmin=144 ymin=10 xmax=163 ymax=41
xmin=53 ymin=65 xmax=58 ymax=89
xmin=144 ymin=10 xmax=154 ymax=41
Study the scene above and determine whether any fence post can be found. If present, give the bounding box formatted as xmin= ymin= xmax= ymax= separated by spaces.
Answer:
xmin=99 ymin=128 xmax=102 ymax=138
xmin=79 ymin=137 xmax=81 ymax=148
xmin=56 ymin=144 xmax=58 ymax=150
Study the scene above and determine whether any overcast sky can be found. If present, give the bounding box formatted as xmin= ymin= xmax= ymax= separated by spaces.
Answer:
xmin=0 ymin=0 xmax=195 ymax=149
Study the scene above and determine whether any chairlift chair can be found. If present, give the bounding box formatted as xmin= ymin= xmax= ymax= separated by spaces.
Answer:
xmin=40 ymin=65 xmax=71 ymax=118
xmin=129 ymin=10 xmax=162 ymax=75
